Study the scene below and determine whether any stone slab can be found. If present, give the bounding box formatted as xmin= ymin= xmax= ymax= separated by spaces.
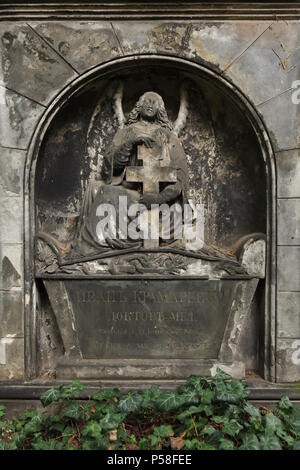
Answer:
xmin=30 ymin=22 xmax=122 ymax=74
xmin=63 ymin=279 xmax=236 ymax=359
xmin=278 ymin=199 xmax=300 ymax=245
xmin=0 ymin=244 xmax=22 ymax=290
xmin=277 ymin=246 xmax=300 ymax=292
xmin=0 ymin=147 xmax=25 ymax=197
xmin=277 ymin=292 xmax=300 ymax=339
xmin=0 ymin=87 xmax=44 ymax=149
xmin=226 ymin=21 xmax=300 ymax=106
xmin=0 ymin=23 xmax=77 ymax=105
xmin=188 ymin=21 xmax=271 ymax=70
xmin=276 ymin=149 xmax=300 ymax=198
xmin=258 ymin=89 xmax=300 ymax=152
xmin=112 ymin=21 xmax=271 ymax=73
xmin=0 ymin=338 xmax=24 ymax=381
xmin=0 ymin=291 xmax=23 ymax=338
xmin=0 ymin=197 xmax=22 ymax=244
xmin=276 ymin=338 xmax=300 ymax=382
xmin=112 ymin=21 xmax=188 ymax=57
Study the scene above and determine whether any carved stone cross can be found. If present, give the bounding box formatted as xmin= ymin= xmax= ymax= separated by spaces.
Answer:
xmin=126 ymin=144 xmax=177 ymax=248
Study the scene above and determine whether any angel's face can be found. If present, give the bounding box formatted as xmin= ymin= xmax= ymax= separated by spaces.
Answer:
xmin=140 ymin=93 xmax=160 ymax=121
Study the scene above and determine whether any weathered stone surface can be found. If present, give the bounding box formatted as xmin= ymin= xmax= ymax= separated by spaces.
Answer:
xmin=112 ymin=21 xmax=271 ymax=73
xmin=0 ymin=147 xmax=25 ymax=197
xmin=30 ymin=22 xmax=122 ymax=74
xmin=277 ymin=246 xmax=300 ymax=292
xmin=276 ymin=149 xmax=300 ymax=198
xmin=187 ymin=21 xmax=271 ymax=70
xmin=0 ymin=23 xmax=77 ymax=105
xmin=278 ymin=199 xmax=300 ymax=245
xmin=43 ymin=280 xmax=81 ymax=358
xmin=0 ymin=400 xmax=60 ymax=421
xmin=225 ymin=21 xmax=300 ymax=105
xmin=277 ymin=292 xmax=300 ymax=338
xmin=112 ymin=21 xmax=187 ymax=56
xmin=276 ymin=339 xmax=300 ymax=382
xmin=238 ymin=237 xmax=266 ymax=278
xmin=0 ymin=338 xmax=24 ymax=381
xmin=0 ymin=291 xmax=23 ymax=337
xmin=0 ymin=197 xmax=22 ymax=244
xmin=0 ymin=87 xmax=44 ymax=149
xmin=0 ymin=245 xmax=22 ymax=290
xmin=257 ymin=89 xmax=300 ymax=151
xmin=63 ymin=279 xmax=236 ymax=360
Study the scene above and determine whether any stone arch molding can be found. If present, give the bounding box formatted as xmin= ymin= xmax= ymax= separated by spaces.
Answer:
xmin=24 ymin=54 xmax=276 ymax=381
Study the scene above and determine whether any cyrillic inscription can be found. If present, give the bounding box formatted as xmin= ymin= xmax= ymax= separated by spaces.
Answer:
xmin=65 ymin=279 xmax=235 ymax=359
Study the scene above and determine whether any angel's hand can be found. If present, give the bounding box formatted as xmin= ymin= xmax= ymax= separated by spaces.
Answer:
xmin=114 ymin=153 xmax=129 ymax=169
xmin=132 ymin=136 xmax=155 ymax=149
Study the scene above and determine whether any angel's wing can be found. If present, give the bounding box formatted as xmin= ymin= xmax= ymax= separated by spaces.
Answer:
xmin=112 ymin=81 xmax=125 ymax=129
xmin=84 ymin=80 xmax=125 ymax=183
xmin=173 ymin=81 xmax=189 ymax=136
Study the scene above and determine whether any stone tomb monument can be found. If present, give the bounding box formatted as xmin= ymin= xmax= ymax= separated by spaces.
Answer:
xmin=34 ymin=69 xmax=266 ymax=381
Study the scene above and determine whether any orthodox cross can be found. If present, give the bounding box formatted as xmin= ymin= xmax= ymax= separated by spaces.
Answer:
xmin=126 ymin=144 xmax=177 ymax=248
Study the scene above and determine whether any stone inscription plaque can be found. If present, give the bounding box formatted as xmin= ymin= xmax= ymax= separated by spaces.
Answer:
xmin=64 ymin=279 xmax=236 ymax=359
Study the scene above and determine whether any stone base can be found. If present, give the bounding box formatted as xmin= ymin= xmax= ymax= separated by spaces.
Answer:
xmin=55 ymin=357 xmax=245 ymax=380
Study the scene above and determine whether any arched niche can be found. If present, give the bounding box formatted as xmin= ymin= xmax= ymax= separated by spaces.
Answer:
xmin=24 ymin=56 xmax=276 ymax=381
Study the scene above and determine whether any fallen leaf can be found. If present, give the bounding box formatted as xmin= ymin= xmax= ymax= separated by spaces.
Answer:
xmin=170 ymin=437 xmax=185 ymax=450
xmin=126 ymin=443 xmax=138 ymax=450
xmin=109 ymin=429 xmax=118 ymax=441
xmin=68 ymin=435 xmax=80 ymax=449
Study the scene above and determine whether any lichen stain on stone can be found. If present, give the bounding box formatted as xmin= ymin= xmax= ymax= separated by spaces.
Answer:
xmin=19 ymin=30 xmax=57 ymax=65
xmin=150 ymin=23 xmax=187 ymax=53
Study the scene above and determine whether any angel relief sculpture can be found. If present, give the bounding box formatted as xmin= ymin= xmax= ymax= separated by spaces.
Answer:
xmin=70 ymin=85 xmax=202 ymax=258
xmin=36 ymin=81 xmax=266 ymax=277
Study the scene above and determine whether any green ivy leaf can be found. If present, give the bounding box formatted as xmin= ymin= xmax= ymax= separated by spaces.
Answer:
xmin=219 ymin=438 xmax=235 ymax=450
xmin=153 ymin=425 xmax=173 ymax=438
xmin=176 ymin=405 xmax=206 ymax=423
xmin=185 ymin=375 xmax=208 ymax=393
xmin=222 ymin=419 xmax=243 ymax=437
xmin=92 ymin=389 xmax=120 ymax=402
xmin=40 ymin=388 xmax=61 ymax=407
xmin=244 ymin=402 xmax=261 ymax=419
xmin=264 ymin=414 xmax=283 ymax=433
xmin=212 ymin=416 xmax=229 ymax=425
xmin=63 ymin=401 xmax=82 ymax=420
xmin=184 ymin=439 xmax=216 ymax=450
xmin=293 ymin=440 xmax=300 ymax=450
xmin=179 ymin=389 xmax=199 ymax=406
xmin=148 ymin=434 xmax=162 ymax=448
xmin=260 ymin=433 xmax=282 ymax=450
xmin=138 ymin=438 xmax=149 ymax=450
xmin=31 ymin=439 xmax=58 ymax=450
xmin=213 ymin=368 xmax=233 ymax=381
xmin=156 ymin=392 xmax=185 ymax=412
xmin=202 ymin=424 xmax=216 ymax=435
xmin=0 ymin=405 xmax=5 ymax=418
xmin=199 ymin=389 xmax=215 ymax=405
xmin=100 ymin=412 xmax=126 ymax=431
xmin=62 ymin=380 xmax=86 ymax=399
xmin=141 ymin=386 xmax=163 ymax=409
xmin=239 ymin=434 xmax=260 ymax=450
xmin=82 ymin=420 xmax=103 ymax=438
xmin=118 ymin=392 xmax=143 ymax=413
xmin=24 ymin=415 xmax=44 ymax=434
